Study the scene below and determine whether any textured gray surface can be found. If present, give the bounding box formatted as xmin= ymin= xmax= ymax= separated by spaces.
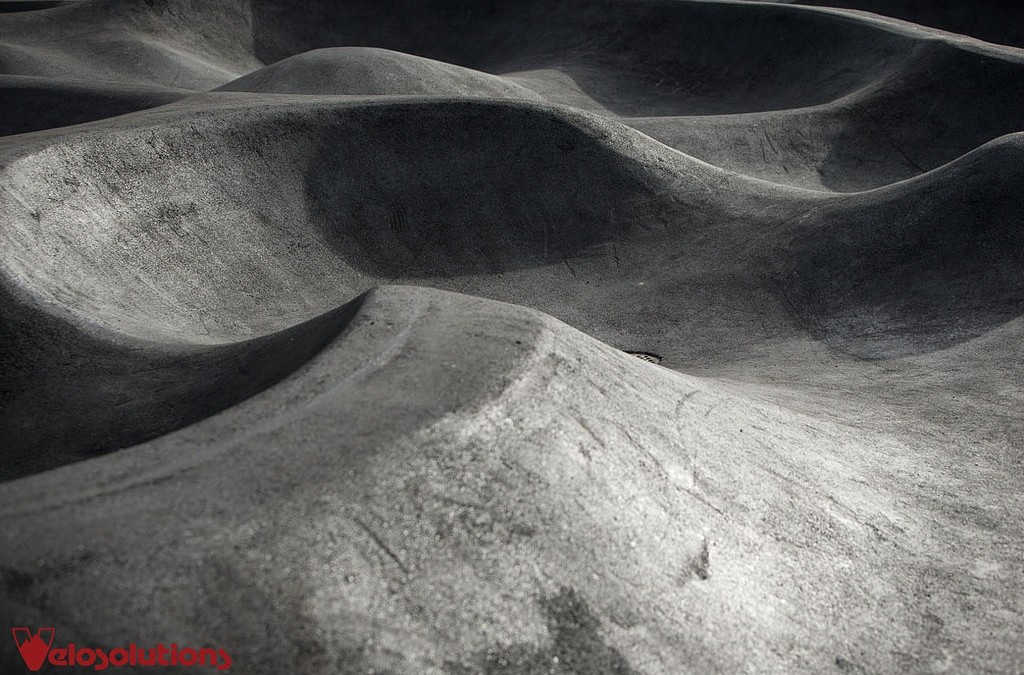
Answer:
xmin=0 ymin=1 xmax=1022 ymax=673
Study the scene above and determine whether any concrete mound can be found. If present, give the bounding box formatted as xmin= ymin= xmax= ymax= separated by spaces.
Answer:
xmin=0 ymin=98 xmax=784 ymax=341
xmin=774 ymin=134 xmax=1024 ymax=358
xmin=217 ymin=47 xmax=542 ymax=99
xmin=1 ymin=1 xmax=1023 ymax=674
xmin=0 ymin=283 xmax=365 ymax=481
xmin=2 ymin=286 xmax=1021 ymax=675
xmin=249 ymin=0 xmax=919 ymax=115
xmin=628 ymin=39 xmax=1024 ymax=191
xmin=2 ymin=97 xmax=1022 ymax=477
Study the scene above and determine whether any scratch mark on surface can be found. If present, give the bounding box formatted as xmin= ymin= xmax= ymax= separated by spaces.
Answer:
xmin=354 ymin=517 xmax=409 ymax=574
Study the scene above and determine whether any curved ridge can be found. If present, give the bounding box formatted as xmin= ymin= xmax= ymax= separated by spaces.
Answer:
xmin=1 ymin=0 xmax=1020 ymax=189
xmin=625 ymin=38 xmax=1024 ymax=191
xmin=0 ymin=74 xmax=188 ymax=137
xmin=1 ymin=2 xmax=1024 ymax=672
xmin=216 ymin=46 xmax=543 ymax=100
xmin=250 ymin=0 xmax=922 ymax=115
xmin=1 ymin=286 xmax=1021 ymax=674
xmin=0 ymin=280 xmax=367 ymax=481
xmin=3 ymin=97 xmax=1022 ymax=367
xmin=0 ymin=97 xmax=807 ymax=342
xmin=769 ymin=0 xmax=1024 ymax=49
xmin=770 ymin=133 xmax=1024 ymax=358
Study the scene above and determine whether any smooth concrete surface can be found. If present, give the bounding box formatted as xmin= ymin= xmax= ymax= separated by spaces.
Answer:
xmin=0 ymin=1 xmax=1022 ymax=673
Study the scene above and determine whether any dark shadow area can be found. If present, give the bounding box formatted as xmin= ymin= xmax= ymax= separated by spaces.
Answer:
xmin=0 ymin=76 xmax=185 ymax=136
xmin=0 ymin=282 xmax=366 ymax=482
xmin=626 ymin=39 xmax=1024 ymax=192
xmin=248 ymin=0 xmax=499 ymax=67
xmin=788 ymin=0 xmax=1024 ymax=49
xmin=817 ymin=42 xmax=1024 ymax=191
xmin=0 ymin=1 xmax=73 ymax=12
xmin=778 ymin=137 xmax=1024 ymax=359
xmin=300 ymin=100 xmax=665 ymax=277
xmin=249 ymin=0 xmax=917 ymax=116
